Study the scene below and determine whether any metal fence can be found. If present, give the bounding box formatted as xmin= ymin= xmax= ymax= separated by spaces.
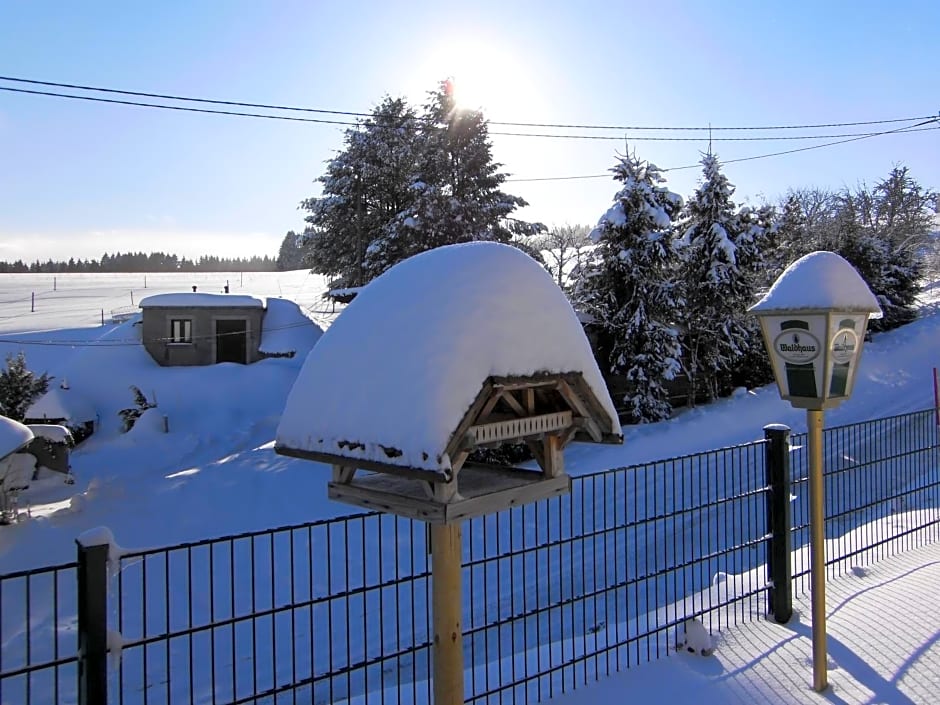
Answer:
xmin=1 ymin=408 xmax=938 ymax=705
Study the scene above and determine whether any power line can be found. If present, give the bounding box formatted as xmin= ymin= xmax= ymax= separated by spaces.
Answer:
xmin=5 ymin=84 xmax=934 ymax=146
xmin=0 ymin=75 xmax=372 ymax=119
xmin=0 ymin=86 xmax=360 ymax=126
xmin=491 ymin=125 xmax=940 ymax=142
xmin=0 ymin=319 xmax=324 ymax=347
xmin=1 ymin=74 xmax=935 ymax=133
xmin=505 ymin=122 xmax=940 ymax=182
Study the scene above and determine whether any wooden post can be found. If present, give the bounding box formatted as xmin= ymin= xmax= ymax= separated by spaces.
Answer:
xmin=807 ymin=409 xmax=828 ymax=692
xmin=31 ymin=292 xmax=35 ymax=312
xmin=431 ymin=522 xmax=464 ymax=705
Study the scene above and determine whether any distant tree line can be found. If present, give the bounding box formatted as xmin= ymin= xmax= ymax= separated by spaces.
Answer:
xmin=0 ymin=251 xmax=277 ymax=273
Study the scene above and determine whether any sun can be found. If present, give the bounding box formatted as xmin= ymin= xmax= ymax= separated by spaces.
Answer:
xmin=409 ymin=39 xmax=538 ymax=120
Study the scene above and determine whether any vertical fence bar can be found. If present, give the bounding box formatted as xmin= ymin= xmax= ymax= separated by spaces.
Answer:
xmin=764 ymin=424 xmax=793 ymax=623
xmin=77 ymin=540 xmax=108 ymax=705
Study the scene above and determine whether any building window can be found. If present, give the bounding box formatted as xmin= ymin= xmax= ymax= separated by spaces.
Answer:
xmin=170 ymin=319 xmax=192 ymax=343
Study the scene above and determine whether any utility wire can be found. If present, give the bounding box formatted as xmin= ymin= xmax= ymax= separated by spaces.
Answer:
xmin=4 ymin=85 xmax=934 ymax=145
xmin=0 ymin=74 xmax=935 ymax=133
xmin=505 ymin=121 xmax=940 ymax=182
xmin=0 ymin=318 xmax=323 ymax=348
xmin=0 ymin=86 xmax=360 ymax=126
xmin=490 ymin=125 xmax=940 ymax=142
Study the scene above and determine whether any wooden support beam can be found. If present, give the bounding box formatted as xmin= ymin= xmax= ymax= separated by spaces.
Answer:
xmin=557 ymin=379 xmax=603 ymax=442
xmin=475 ymin=390 xmax=505 ymax=424
xmin=444 ymin=381 xmax=496 ymax=463
xmin=524 ymin=387 xmax=535 ymax=414
xmin=542 ymin=434 xmax=564 ymax=478
xmin=431 ymin=522 xmax=464 ymax=705
xmin=500 ymin=390 xmax=527 ymax=417
xmin=332 ymin=464 xmax=356 ymax=484
xmin=525 ymin=438 xmax=546 ymax=468
xmin=276 ymin=445 xmax=448 ymax=483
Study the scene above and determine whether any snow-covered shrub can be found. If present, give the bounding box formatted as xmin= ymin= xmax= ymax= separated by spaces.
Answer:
xmin=118 ymin=386 xmax=157 ymax=433
xmin=0 ymin=352 xmax=50 ymax=422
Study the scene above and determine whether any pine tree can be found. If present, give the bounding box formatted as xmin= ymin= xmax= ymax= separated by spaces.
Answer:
xmin=366 ymin=80 xmax=542 ymax=278
xmin=0 ymin=353 xmax=50 ymax=422
xmin=676 ymin=154 xmax=768 ymax=403
xmin=276 ymin=231 xmax=306 ymax=271
xmin=302 ymin=97 xmax=421 ymax=287
xmin=574 ymin=153 xmax=683 ymax=423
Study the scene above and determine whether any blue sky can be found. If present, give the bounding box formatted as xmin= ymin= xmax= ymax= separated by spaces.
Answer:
xmin=1 ymin=1 xmax=937 ymax=262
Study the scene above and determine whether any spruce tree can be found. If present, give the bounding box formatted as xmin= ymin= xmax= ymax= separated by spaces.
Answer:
xmin=574 ymin=153 xmax=682 ymax=423
xmin=0 ymin=353 xmax=50 ymax=422
xmin=302 ymin=97 xmax=421 ymax=287
xmin=676 ymin=154 xmax=767 ymax=403
xmin=366 ymin=80 xmax=542 ymax=278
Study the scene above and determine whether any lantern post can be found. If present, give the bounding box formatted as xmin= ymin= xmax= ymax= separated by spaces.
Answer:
xmin=749 ymin=251 xmax=882 ymax=692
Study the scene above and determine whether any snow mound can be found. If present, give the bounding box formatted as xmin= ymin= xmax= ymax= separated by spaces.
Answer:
xmin=260 ymin=298 xmax=324 ymax=354
xmin=26 ymin=384 xmax=97 ymax=423
xmin=277 ymin=242 xmax=619 ymax=473
xmin=0 ymin=416 xmax=34 ymax=458
xmin=750 ymin=251 xmax=883 ymax=316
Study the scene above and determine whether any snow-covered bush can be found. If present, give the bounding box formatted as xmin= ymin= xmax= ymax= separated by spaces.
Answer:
xmin=118 ymin=386 xmax=157 ymax=433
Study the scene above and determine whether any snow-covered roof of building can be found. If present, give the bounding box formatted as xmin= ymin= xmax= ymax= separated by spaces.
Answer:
xmin=749 ymin=251 xmax=883 ymax=317
xmin=276 ymin=242 xmax=620 ymax=474
xmin=0 ymin=416 xmax=34 ymax=459
xmin=138 ymin=293 xmax=265 ymax=309
xmin=26 ymin=424 xmax=73 ymax=444
xmin=25 ymin=385 xmax=96 ymax=422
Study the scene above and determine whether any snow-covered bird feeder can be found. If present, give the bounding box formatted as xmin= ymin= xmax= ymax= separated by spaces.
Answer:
xmin=275 ymin=242 xmax=622 ymax=524
xmin=748 ymin=251 xmax=882 ymax=411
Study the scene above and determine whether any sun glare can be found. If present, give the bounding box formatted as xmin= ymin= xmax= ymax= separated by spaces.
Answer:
xmin=410 ymin=39 xmax=539 ymax=120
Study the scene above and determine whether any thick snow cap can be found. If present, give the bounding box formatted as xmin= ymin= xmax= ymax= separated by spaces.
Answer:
xmin=139 ymin=293 xmax=264 ymax=308
xmin=276 ymin=242 xmax=620 ymax=474
xmin=25 ymin=385 xmax=96 ymax=422
xmin=0 ymin=416 xmax=34 ymax=459
xmin=749 ymin=251 xmax=883 ymax=317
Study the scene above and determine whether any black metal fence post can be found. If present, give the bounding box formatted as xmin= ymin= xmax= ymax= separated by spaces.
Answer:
xmin=764 ymin=423 xmax=793 ymax=623
xmin=77 ymin=540 xmax=109 ymax=705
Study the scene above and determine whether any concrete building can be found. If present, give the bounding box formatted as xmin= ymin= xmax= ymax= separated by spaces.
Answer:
xmin=139 ymin=292 xmax=266 ymax=366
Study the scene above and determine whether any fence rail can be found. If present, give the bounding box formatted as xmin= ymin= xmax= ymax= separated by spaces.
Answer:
xmin=1 ymin=408 xmax=938 ymax=704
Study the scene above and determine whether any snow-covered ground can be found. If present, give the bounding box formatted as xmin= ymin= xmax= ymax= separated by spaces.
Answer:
xmin=0 ymin=267 xmax=938 ymax=704
xmin=0 ymin=269 xmax=937 ymax=572
xmin=550 ymin=539 xmax=940 ymax=704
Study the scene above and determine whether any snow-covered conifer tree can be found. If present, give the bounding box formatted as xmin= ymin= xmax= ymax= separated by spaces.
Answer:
xmin=574 ymin=152 xmax=682 ymax=423
xmin=676 ymin=153 xmax=768 ymax=403
xmin=301 ymin=97 xmax=420 ymax=287
xmin=368 ymin=80 xmax=542 ymax=277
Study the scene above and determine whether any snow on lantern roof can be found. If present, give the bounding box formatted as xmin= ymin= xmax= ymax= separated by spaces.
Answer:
xmin=138 ymin=293 xmax=264 ymax=309
xmin=0 ymin=416 xmax=33 ymax=459
xmin=276 ymin=242 xmax=620 ymax=475
xmin=25 ymin=385 xmax=96 ymax=423
xmin=749 ymin=251 xmax=883 ymax=317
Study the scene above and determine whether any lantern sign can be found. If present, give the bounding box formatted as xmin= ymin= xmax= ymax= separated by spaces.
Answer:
xmin=748 ymin=250 xmax=881 ymax=693
xmin=749 ymin=252 xmax=883 ymax=411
